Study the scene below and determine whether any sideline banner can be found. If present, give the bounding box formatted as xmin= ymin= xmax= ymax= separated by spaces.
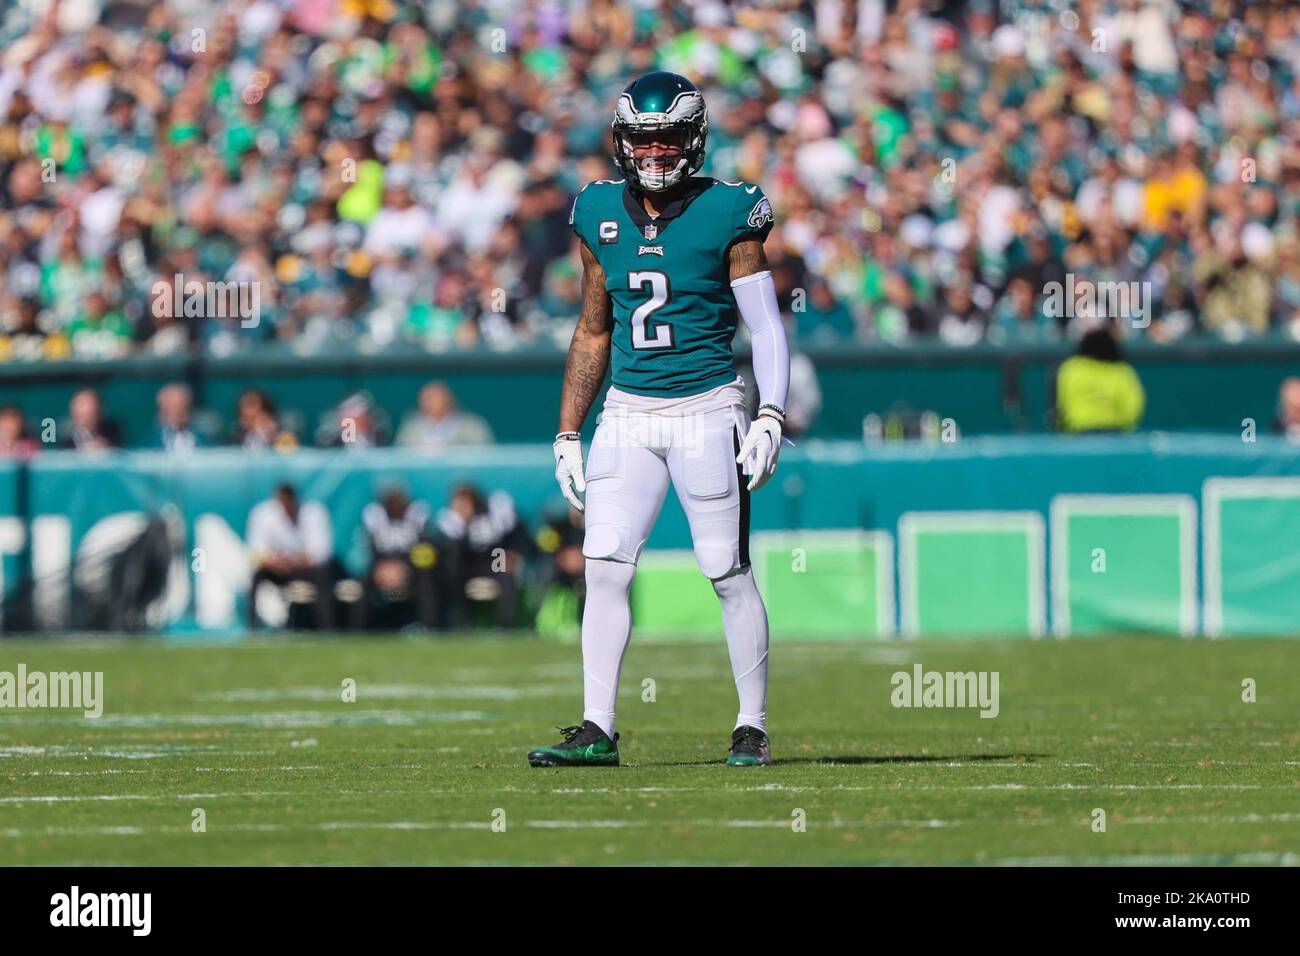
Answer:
xmin=3 ymin=436 xmax=1300 ymax=637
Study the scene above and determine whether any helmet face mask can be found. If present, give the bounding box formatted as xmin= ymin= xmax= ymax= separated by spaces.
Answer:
xmin=611 ymin=72 xmax=708 ymax=192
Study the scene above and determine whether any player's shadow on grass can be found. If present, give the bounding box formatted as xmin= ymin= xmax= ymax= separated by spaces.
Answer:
xmin=658 ymin=753 xmax=1049 ymax=767
xmin=788 ymin=753 xmax=1050 ymax=766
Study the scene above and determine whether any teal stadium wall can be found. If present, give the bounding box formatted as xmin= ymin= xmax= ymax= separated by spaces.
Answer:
xmin=4 ymin=339 xmax=1300 ymax=445
xmin=2 ymin=434 xmax=1300 ymax=638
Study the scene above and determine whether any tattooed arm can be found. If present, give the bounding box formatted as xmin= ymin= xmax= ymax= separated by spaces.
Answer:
xmin=727 ymin=237 xmax=769 ymax=282
xmin=558 ymin=240 xmax=613 ymax=433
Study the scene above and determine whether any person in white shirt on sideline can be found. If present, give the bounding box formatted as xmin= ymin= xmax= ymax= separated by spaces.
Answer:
xmin=245 ymin=483 xmax=339 ymax=630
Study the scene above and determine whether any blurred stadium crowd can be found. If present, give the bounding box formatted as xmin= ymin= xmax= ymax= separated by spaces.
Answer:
xmin=0 ymin=379 xmax=496 ymax=455
xmin=2 ymin=0 xmax=1300 ymax=366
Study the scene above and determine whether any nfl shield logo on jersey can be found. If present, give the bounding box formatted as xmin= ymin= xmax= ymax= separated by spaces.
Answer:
xmin=643 ymin=223 xmax=658 ymax=241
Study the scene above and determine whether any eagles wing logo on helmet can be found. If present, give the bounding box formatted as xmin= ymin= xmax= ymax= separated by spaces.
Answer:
xmin=611 ymin=71 xmax=709 ymax=192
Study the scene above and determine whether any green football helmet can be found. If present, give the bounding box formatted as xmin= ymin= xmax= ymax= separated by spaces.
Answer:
xmin=611 ymin=71 xmax=709 ymax=192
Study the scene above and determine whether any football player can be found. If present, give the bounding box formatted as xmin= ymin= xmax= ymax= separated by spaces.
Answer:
xmin=528 ymin=72 xmax=789 ymax=768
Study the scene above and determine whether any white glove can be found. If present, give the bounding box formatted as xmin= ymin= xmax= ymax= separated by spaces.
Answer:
xmin=553 ymin=433 xmax=586 ymax=511
xmin=736 ymin=412 xmax=783 ymax=492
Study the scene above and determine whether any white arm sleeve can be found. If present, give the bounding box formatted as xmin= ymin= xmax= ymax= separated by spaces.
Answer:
xmin=731 ymin=269 xmax=790 ymax=413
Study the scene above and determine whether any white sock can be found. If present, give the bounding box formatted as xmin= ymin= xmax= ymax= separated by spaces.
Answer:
xmin=713 ymin=566 xmax=769 ymax=734
xmin=580 ymin=557 xmax=636 ymax=739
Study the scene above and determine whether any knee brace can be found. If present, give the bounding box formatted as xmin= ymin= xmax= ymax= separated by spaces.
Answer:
xmin=694 ymin=541 xmax=740 ymax=580
xmin=582 ymin=523 xmax=627 ymax=562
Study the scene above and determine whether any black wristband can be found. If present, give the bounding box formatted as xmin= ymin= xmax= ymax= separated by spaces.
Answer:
xmin=555 ymin=431 xmax=581 ymax=442
xmin=757 ymin=404 xmax=785 ymax=423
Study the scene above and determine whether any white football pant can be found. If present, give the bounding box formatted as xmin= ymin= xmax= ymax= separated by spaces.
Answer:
xmin=579 ymin=380 xmax=770 ymax=739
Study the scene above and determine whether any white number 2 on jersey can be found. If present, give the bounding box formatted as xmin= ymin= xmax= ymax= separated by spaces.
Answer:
xmin=628 ymin=270 xmax=674 ymax=350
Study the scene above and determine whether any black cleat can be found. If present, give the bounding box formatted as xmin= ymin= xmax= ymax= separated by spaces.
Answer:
xmin=527 ymin=720 xmax=620 ymax=767
xmin=726 ymin=725 xmax=772 ymax=766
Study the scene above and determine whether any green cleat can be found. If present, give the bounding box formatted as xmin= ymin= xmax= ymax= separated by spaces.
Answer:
xmin=726 ymin=725 xmax=772 ymax=766
xmin=527 ymin=720 xmax=620 ymax=767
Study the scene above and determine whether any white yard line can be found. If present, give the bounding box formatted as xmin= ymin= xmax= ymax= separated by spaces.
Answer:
xmin=985 ymin=852 xmax=1300 ymax=866
xmin=5 ymin=778 xmax=1284 ymax=805
xmin=0 ymin=790 xmax=298 ymax=804
xmin=193 ymin=685 xmax=568 ymax=702
xmin=0 ymin=744 xmax=275 ymax=759
xmin=4 ymin=710 xmax=489 ymax=728
xmin=537 ymin=782 xmax=1276 ymax=794
xmin=7 ymin=813 xmax=1300 ymax=842
xmin=0 ymin=818 xmax=954 ymax=837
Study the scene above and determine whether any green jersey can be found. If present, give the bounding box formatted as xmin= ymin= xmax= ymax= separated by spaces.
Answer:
xmin=569 ymin=176 xmax=775 ymax=397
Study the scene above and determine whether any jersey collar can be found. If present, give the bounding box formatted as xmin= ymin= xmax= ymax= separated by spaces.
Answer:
xmin=622 ymin=177 xmax=714 ymax=237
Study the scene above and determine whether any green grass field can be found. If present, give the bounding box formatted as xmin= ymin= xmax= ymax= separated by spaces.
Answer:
xmin=1 ymin=635 xmax=1298 ymax=865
